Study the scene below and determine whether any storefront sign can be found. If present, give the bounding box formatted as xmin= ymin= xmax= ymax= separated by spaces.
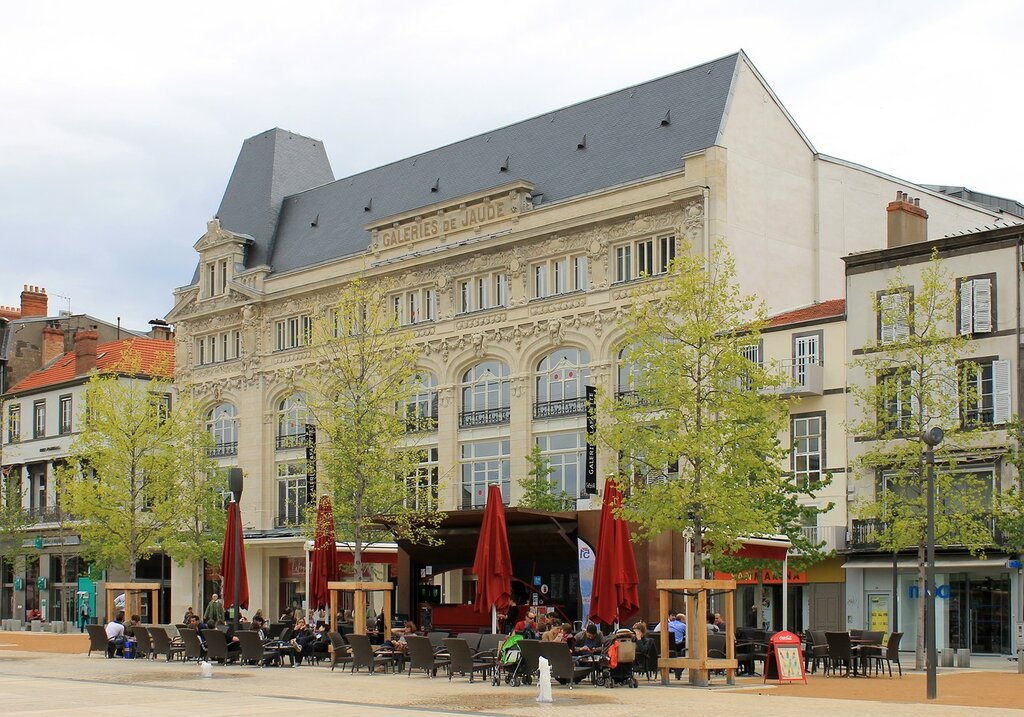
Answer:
xmin=577 ymin=537 xmax=595 ymax=622
xmin=584 ymin=386 xmax=597 ymax=494
xmin=375 ymin=196 xmax=514 ymax=248
xmin=764 ymin=630 xmax=806 ymax=684
xmin=908 ymin=584 xmax=951 ymax=599
xmin=305 ymin=424 xmax=317 ymax=503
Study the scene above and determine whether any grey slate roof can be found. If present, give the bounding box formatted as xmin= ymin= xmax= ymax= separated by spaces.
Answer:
xmin=920 ymin=185 xmax=1024 ymax=219
xmin=213 ymin=52 xmax=740 ymax=279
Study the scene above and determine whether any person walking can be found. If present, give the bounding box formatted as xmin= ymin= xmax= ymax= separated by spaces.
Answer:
xmin=204 ymin=593 xmax=225 ymax=624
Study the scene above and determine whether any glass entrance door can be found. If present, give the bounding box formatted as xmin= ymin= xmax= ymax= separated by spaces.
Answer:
xmin=948 ymin=572 xmax=1011 ymax=654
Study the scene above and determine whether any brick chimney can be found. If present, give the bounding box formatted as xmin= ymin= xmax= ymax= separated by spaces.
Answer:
xmin=20 ymin=285 xmax=48 ymax=318
xmin=886 ymin=191 xmax=928 ymax=248
xmin=74 ymin=329 xmax=99 ymax=375
xmin=148 ymin=319 xmax=174 ymax=341
xmin=42 ymin=324 xmax=65 ymax=365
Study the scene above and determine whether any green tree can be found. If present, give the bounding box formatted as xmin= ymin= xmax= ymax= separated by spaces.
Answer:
xmin=0 ymin=407 xmax=35 ymax=620
xmin=995 ymin=417 xmax=1024 ymax=556
xmin=57 ymin=349 xmax=214 ymax=581
xmin=517 ymin=444 xmax=573 ymax=511
xmin=600 ymin=240 xmax=791 ymax=576
xmin=849 ymin=250 xmax=993 ymax=668
xmin=301 ymin=279 xmax=443 ymax=581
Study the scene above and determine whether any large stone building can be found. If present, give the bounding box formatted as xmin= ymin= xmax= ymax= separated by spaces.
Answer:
xmin=166 ymin=51 xmax=1010 ymax=625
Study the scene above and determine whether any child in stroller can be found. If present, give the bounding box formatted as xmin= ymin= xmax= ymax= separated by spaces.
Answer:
xmin=492 ymin=634 xmax=525 ymax=686
xmin=594 ymin=628 xmax=639 ymax=688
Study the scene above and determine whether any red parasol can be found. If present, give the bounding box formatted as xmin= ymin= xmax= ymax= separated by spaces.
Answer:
xmin=309 ymin=495 xmax=338 ymax=611
xmin=220 ymin=498 xmax=249 ymax=611
xmin=588 ymin=479 xmax=639 ymax=626
xmin=472 ymin=484 xmax=512 ymax=619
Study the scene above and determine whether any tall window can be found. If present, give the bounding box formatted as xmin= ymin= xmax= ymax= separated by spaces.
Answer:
xmin=197 ymin=330 xmax=243 ymax=364
xmin=459 ymin=272 xmax=509 ymax=313
xmin=205 ymin=258 xmax=229 ymax=297
xmin=534 ymin=264 xmax=549 ymax=299
xmin=7 ymin=404 xmax=20 ymax=443
xmin=206 ymin=403 xmax=238 ymax=456
xmin=958 ymin=276 xmax=994 ymax=335
xmin=58 ymin=395 xmax=72 ymax=435
xmin=791 ymin=414 xmax=823 ymax=486
xmin=460 ymin=439 xmax=510 ymax=509
xmin=616 ymin=344 xmax=648 ymax=403
xmin=537 ymin=432 xmax=585 ymax=499
xmin=275 ymin=315 xmax=312 ymax=351
xmin=878 ymin=370 xmax=914 ymax=433
xmin=793 ymin=332 xmax=821 ymax=387
xmin=878 ymin=289 xmax=911 ymax=345
xmin=276 ymin=394 xmax=310 ymax=449
xmin=276 ymin=460 xmax=308 ymax=527
xmin=33 ymin=400 xmax=46 ymax=439
xmin=961 ymin=359 xmax=1011 ymax=427
xmin=460 ymin=360 xmax=510 ymax=427
xmin=406 ymin=447 xmax=439 ymax=510
xmin=613 ymin=235 xmax=676 ymax=283
xmin=535 ymin=348 xmax=590 ymax=418
xmin=403 ymin=373 xmax=438 ymax=432
xmin=532 ymin=256 xmax=586 ymax=299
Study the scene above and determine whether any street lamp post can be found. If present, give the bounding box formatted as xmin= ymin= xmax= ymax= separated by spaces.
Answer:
xmin=922 ymin=426 xmax=943 ymax=701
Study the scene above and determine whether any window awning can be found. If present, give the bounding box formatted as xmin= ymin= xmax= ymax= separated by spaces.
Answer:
xmin=842 ymin=556 xmax=1010 ymax=570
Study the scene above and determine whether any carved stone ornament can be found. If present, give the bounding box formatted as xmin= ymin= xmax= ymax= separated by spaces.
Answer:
xmin=681 ymin=199 xmax=705 ymax=245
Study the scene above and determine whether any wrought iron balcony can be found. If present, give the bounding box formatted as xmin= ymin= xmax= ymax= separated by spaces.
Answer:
xmin=23 ymin=506 xmax=63 ymax=524
xmin=208 ymin=441 xmax=238 ymax=458
xmin=458 ymin=407 xmax=510 ymax=428
xmin=614 ymin=390 xmax=654 ymax=408
xmin=404 ymin=414 xmax=438 ymax=433
xmin=275 ymin=433 xmax=306 ymax=450
xmin=848 ymin=519 xmax=884 ymax=550
xmin=533 ymin=396 xmax=587 ymax=419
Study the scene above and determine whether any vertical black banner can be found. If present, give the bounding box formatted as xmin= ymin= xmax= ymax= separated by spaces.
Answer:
xmin=584 ymin=385 xmax=597 ymax=495
xmin=305 ymin=424 xmax=317 ymax=503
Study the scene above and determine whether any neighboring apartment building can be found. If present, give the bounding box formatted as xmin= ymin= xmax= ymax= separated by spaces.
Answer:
xmin=165 ymin=51 xmax=1009 ymax=622
xmin=844 ymin=197 xmax=1023 ymax=655
xmin=0 ymin=333 xmax=175 ymax=624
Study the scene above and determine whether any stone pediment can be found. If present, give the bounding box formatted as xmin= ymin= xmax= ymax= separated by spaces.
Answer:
xmin=193 ymin=218 xmax=255 ymax=254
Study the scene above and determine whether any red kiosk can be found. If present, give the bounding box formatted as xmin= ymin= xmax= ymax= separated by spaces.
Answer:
xmin=764 ymin=630 xmax=807 ymax=684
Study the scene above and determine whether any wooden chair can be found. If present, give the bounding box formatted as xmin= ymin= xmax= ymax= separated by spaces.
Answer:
xmin=405 ymin=635 xmax=450 ymax=678
xmin=148 ymin=626 xmax=185 ymax=662
xmin=85 ymin=624 xmax=109 ymax=657
xmin=327 ymin=631 xmax=353 ymax=672
xmin=348 ymin=633 xmax=393 ymax=674
xmin=443 ymin=638 xmax=492 ymax=683
xmin=539 ymin=641 xmax=594 ymax=688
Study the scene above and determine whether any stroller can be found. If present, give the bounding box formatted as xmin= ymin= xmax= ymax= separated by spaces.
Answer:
xmin=594 ymin=629 xmax=639 ymax=688
xmin=492 ymin=634 xmax=523 ymax=686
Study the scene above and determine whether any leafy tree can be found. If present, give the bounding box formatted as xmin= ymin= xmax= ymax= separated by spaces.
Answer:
xmin=995 ymin=417 xmax=1024 ymax=556
xmin=517 ymin=444 xmax=573 ymax=511
xmin=0 ymin=410 xmax=35 ymax=619
xmin=600 ymin=240 xmax=791 ymax=576
xmin=849 ymin=250 xmax=993 ymax=668
xmin=57 ymin=349 xmax=214 ymax=581
xmin=301 ymin=279 xmax=443 ymax=581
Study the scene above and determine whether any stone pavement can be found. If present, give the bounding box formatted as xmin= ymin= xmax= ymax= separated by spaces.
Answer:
xmin=0 ymin=638 xmax=1021 ymax=716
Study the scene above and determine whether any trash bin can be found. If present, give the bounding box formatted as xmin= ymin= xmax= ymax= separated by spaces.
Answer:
xmin=940 ymin=647 xmax=954 ymax=667
xmin=123 ymin=640 xmax=135 ymax=659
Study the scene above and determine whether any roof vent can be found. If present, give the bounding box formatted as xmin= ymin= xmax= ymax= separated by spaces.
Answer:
xmin=364 ymin=198 xmax=372 ymax=212
xmin=532 ymin=192 xmax=544 ymax=204
xmin=499 ymin=156 xmax=510 ymax=173
xmin=661 ymin=110 xmax=671 ymax=127
xmin=310 ymin=213 xmax=319 ymax=228
xmin=576 ymin=134 xmax=587 ymax=150
xmin=431 ymin=178 xmax=440 ymax=193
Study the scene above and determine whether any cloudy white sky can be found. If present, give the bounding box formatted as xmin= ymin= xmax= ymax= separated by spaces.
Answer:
xmin=2 ymin=1 xmax=1021 ymax=331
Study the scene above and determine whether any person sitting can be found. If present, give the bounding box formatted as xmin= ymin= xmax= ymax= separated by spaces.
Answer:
xmin=513 ymin=611 xmax=539 ymax=639
xmin=291 ymin=618 xmax=316 ymax=665
xmin=714 ymin=612 xmax=727 ymax=634
xmin=105 ymin=611 xmax=126 ymax=658
xmin=124 ymin=614 xmax=142 ymax=640
xmin=572 ymin=624 xmax=603 ymax=657
xmin=558 ymin=623 xmax=576 ymax=651
xmin=279 ymin=607 xmax=295 ymax=624
xmin=182 ymin=607 xmax=195 ymax=624
xmin=667 ymin=613 xmax=687 ymax=650
xmin=542 ymin=618 xmax=563 ymax=641
xmin=705 ymin=611 xmax=719 ymax=635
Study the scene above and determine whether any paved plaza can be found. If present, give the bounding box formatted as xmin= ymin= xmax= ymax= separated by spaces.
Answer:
xmin=0 ymin=633 xmax=1021 ymax=716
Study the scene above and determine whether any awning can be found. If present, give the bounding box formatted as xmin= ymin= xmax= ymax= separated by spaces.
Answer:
xmin=843 ymin=556 xmax=1011 ymax=570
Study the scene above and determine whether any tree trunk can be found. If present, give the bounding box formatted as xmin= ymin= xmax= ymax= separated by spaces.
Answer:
xmin=916 ymin=543 xmax=925 ymax=670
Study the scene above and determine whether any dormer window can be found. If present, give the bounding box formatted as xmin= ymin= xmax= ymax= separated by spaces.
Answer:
xmin=205 ymin=258 xmax=230 ymax=298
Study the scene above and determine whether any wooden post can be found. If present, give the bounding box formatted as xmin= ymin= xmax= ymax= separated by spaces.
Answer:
xmin=725 ymin=590 xmax=736 ymax=685
xmin=330 ymin=588 xmax=338 ymax=634
xmin=659 ymin=584 xmax=670 ymax=684
xmin=354 ymin=590 xmax=366 ymax=634
xmin=383 ymin=589 xmax=393 ymax=641
xmin=152 ymin=588 xmax=160 ymax=625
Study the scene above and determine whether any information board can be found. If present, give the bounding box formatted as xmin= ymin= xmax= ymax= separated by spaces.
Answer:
xmin=764 ymin=630 xmax=807 ymax=684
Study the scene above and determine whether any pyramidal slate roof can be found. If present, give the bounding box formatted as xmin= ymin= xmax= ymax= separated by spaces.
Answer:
xmin=213 ymin=52 xmax=741 ymax=280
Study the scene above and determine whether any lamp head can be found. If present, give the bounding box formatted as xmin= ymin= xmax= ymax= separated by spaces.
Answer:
xmin=228 ymin=467 xmax=244 ymax=501
xmin=921 ymin=426 xmax=944 ymax=447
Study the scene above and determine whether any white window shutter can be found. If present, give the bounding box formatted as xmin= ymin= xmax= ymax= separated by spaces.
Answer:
xmin=992 ymin=359 xmax=1011 ymax=424
xmin=909 ymin=369 xmax=921 ymax=427
xmin=959 ymin=280 xmax=974 ymax=335
xmin=894 ymin=293 xmax=911 ymax=342
xmin=940 ymin=363 xmax=960 ymax=429
xmin=880 ymin=294 xmax=896 ymax=344
xmin=973 ymin=278 xmax=992 ymax=333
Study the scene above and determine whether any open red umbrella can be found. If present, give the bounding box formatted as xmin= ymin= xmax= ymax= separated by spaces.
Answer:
xmin=588 ymin=479 xmax=639 ymax=626
xmin=472 ymin=484 xmax=512 ymax=631
xmin=309 ymin=495 xmax=338 ymax=612
xmin=221 ymin=498 xmax=249 ymax=612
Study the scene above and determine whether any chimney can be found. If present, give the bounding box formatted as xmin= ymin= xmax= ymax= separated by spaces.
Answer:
xmin=20 ymin=285 xmax=48 ymax=318
xmin=42 ymin=324 xmax=65 ymax=365
xmin=148 ymin=319 xmax=174 ymax=341
xmin=886 ymin=191 xmax=928 ymax=247
xmin=74 ymin=329 xmax=99 ymax=375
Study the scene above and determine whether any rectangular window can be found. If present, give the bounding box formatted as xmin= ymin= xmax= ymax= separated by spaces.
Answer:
xmin=879 ymin=289 xmax=911 ymax=344
xmin=958 ymin=276 xmax=994 ymax=335
xmin=219 ymin=260 xmax=228 ymax=294
xmin=534 ymin=264 xmax=549 ymax=298
xmin=791 ymin=414 xmax=823 ymax=487
xmin=460 ymin=439 xmax=511 ymax=509
xmin=793 ymin=332 xmax=821 ymax=388
xmin=275 ymin=315 xmax=311 ymax=351
xmin=879 ymin=370 xmax=915 ymax=433
xmin=33 ymin=400 xmax=46 ymax=439
xmin=460 ymin=281 xmax=472 ymax=314
xmin=276 ymin=461 xmax=308 ymax=527
xmin=495 ymin=273 xmax=508 ymax=307
xmin=615 ymin=245 xmax=632 ymax=283
xmin=409 ymin=292 xmax=421 ymax=324
xmin=234 ymin=330 xmax=242 ymax=358
xmin=221 ymin=333 xmax=229 ymax=361
xmin=425 ymin=289 xmax=437 ymax=321
xmin=573 ymin=256 xmax=588 ymax=291
xmin=406 ymin=447 xmax=439 ymax=510
xmin=659 ymin=235 xmax=676 ymax=273
xmin=7 ymin=404 xmax=20 ymax=443
xmin=637 ymin=239 xmax=654 ymax=277
xmin=537 ymin=432 xmax=585 ymax=500
xmin=206 ymin=263 xmax=216 ymax=297
xmin=962 ymin=359 xmax=1011 ymax=427
xmin=553 ymin=258 xmax=568 ymax=294
xmin=739 ymin=342 xmax=762 ymax=391
xmin=478 ymin=277 xmax=490 ymax=310
xmin=196 ymin=338 xmax=205 ymax=365
xmin=58 ymin=395 xmax=72 ymax=435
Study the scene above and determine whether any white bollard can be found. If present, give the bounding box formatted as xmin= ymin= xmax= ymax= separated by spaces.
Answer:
xmin=536 ymin=656 xmax=553 ymax=703
xmin=199 ymin=661 xmax=213 ymax=678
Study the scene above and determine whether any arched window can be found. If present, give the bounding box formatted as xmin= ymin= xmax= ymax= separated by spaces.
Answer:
xmin=616 ymin=344 xmax=648 ymax=406
xmin=206 ymin=403 xmax=238 ymax=456
xmin=276 ymin=394 xmax=310 ymax=449
xmin=535 ymin=348 xmax=590 ymax=418
xmin=459 ymin=360 xmax=510 ymax=428
xmin=403 ymin=372 xmax=438 ymax=432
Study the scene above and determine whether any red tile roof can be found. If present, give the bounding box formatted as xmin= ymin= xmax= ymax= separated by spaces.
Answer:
xmin=6 ymin=337 xmax=175 ymax=394
xmin=765 ymin=299 xmax=845 ymax=329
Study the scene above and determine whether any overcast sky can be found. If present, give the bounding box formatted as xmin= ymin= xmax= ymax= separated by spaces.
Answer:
xmin=2 ymin=1 xmax=1021 ymax=331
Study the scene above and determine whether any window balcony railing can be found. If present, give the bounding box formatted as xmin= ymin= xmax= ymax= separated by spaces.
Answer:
xmin=274 ymin=513 xmax=304 ymax=529
xmin=275 ymin=433 xmax=306 ymax=450
xmin=458 ymin=407 xmax=510 ymax=429
xmin=962 ymin=407 xmax=995 ymax=428
xmin=615 ymin=390 xmax=654 ymax=408
xmin=762 ymin=359 xmax=824 ymax=397
xmin=208 ymin=441 xmax=238 ymax=458
xmin=533 ymin=396 xmax=588 ymax=419
xmin=798 ymin=525 xmax=847 ymax=553
xmin=404 ymin=414 xmax=438 ymax=433
xmin=848 ymin=519 xmax=884 ymax=550
xmin=23 ymin=506 xmax=63 ymax=524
